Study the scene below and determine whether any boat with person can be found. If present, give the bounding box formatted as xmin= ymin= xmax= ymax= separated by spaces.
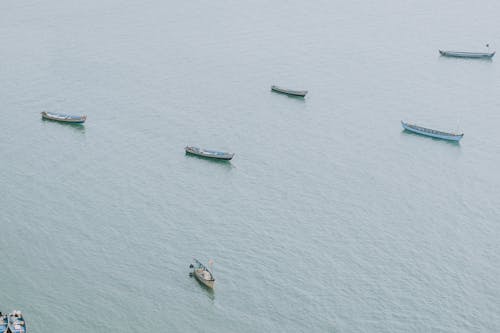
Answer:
xmin=401 ymin=121 xmax=463 ymax=141
xmin=189 ymin=259 xmax=215 ymax=289
xmin=439 ymin=50 xmax=495 ymax=59
xmin=0 ymin=312 xmax=7 ymax=333
xmin=41 ymin=111 xmax=87 ymax=123
xmin=185 ymin=146 xmax=234 ymax=160
xmin=271 ymin=85 xmax=308 ymax=97
xmin=7 ymin=310 xmax=26 ymax=333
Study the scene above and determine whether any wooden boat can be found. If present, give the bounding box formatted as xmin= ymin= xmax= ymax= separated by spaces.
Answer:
xmin=7 ymin=311 xmax=26 ymax=333
xmin=190 ymin=259 xmax=215 ymax=289
xmin=401 ymin=121 xmax=463 ymax=141
xmin=271 ymin=85 xmax=308 ymax=97
xmin=185 ymin=146 xmax=234 ymax=160
xmin=0 ymin=313 xmax=8 ymax=333
xmin=439 ymin=50 xmax=495 ymax=59
xmin=41 ymin=111 xmax=87 ymax=123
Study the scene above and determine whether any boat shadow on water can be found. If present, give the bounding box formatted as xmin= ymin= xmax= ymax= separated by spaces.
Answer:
xmin=270 ymin=91 xmax=307 ymax=102
xmin=189 ymin=273 xmax=215 ymax=300
xmin=401 ymin=129 xmax=461 ymax=146
xmin=184 ymin=153 xmax=235 ymax=168
xmin=438 ymin=56 xmax=493 ymax=63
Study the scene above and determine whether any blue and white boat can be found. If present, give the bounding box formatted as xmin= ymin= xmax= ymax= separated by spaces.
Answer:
xmin=185 ymin=146 xmax=234 ymax=160
xmin=41 ymin=111 xmax=86 ymax=123
xmin=401 ymin=121 xmax=463 ymax=141
xmin=439 ymin=50 xmax=495 ymax=59
xmin=7 ymin=311 xmax=26 ymax=333
xmin=0 ymin=313 xmax=7 ymax=333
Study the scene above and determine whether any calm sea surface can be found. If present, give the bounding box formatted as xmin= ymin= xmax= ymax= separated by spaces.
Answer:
xmin=1 ymin=0 xmax=499 ymax=332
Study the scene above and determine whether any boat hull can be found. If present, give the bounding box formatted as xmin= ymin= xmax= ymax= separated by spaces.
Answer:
xmin=401 ymin=121 xmax=463 ymax=141
xmin=41 ymin=111 xmax=86 ymax=123
xmin=439 ymin=50 xmax=495 ymax=59
xmin=185 ymin=146 xmax=234 ymax=160
xmin=271 ymin=85 xmax=307 ymax=97
xmin=194 ymin=269 xmax=215 ymax=289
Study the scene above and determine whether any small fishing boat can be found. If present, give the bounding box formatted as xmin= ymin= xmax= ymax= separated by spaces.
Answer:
xmin=0 ymin=312 xmax=8 ymax=333
xmin=439 ymin=50 xmax=495 ymax=59
xmin=7 ymin=311 xmax=26 ymax=333
xmin=271 ymin=85 xmax=308 ymax=97
xmin=401 ymin=121 xmax=463 ymax=141
xmin=190 ymin=259 xmax=215 ymax=289
xmin=185 ymin=146 xmax=234 ymax=160
xmin=41 ymin=111 xmax=87 ymax=123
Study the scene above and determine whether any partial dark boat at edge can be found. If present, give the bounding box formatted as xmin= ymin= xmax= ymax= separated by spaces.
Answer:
xmin=0 ymin=313 xmax=7 ymax=333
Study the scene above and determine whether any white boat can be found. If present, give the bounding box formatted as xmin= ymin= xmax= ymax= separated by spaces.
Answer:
xmin=401 ymin=121 xmax=463 ymax=141
xmin=185 ymin=146 xmax=234 ymax=160
xmin=41 ymin=111 xmax=87 ymax=123
xmin=271 ymin=85 xmax=307 ymax=97
xmin=190 ymin=259 xmax=215 ymax=289
xmin=439 ymin=50 xmax=495 ymax=59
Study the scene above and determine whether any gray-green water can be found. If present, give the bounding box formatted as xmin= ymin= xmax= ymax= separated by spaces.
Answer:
xmin=1 ymin=0 xmax=500 ymax=331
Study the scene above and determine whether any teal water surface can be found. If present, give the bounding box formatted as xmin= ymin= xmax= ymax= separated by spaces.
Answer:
xmin=1 ymin=0 xmax=499 ymax=332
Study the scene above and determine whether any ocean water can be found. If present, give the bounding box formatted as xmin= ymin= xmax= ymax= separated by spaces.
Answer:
xmin=1 ymin=0 xmax=499 ymax=332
